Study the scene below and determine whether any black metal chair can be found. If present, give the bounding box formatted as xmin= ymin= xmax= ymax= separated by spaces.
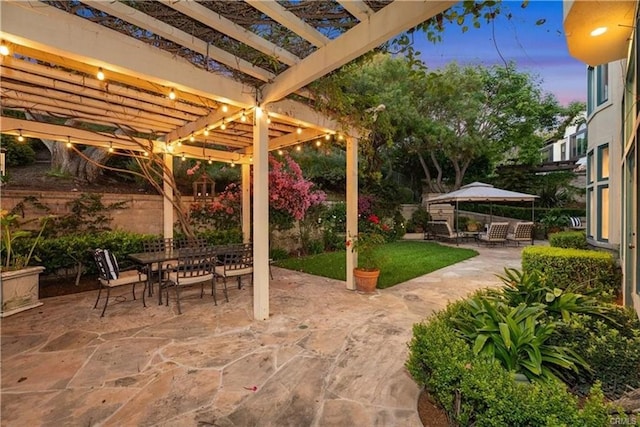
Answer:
xmin=163 ymin=246 xmax=218 ymax=314
xmin=93 ymin=248 xmax=147 ymax=317
xmin=215 ymin=243 xmax=253 ymax=290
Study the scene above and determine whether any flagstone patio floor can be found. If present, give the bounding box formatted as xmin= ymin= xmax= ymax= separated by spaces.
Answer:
xmin=1 ymin=240 xmax=528 ymax=426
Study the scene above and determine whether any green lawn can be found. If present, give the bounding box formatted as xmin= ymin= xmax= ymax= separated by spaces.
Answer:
xmin=274 ymin=241 xmax=478 ymax=288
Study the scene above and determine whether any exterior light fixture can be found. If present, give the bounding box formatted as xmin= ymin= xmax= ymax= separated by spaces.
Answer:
xmin=143 ymin=151 xmax=149 ymax=157
xmin=296 ymin=127 xmax=302 ymax=135
xmin=590 ymin=26 xmax=607 ymax=37
xmin=220 ymin=120 xmax=226 ymax=130
xmin=189 ymin=133 xmax=195 ymax=142
xmin=325 ymin=134 xmax=331 ymax=140
xmin=277 ymin=149 xmax=283 ymax=155
xmin=177 ymin=140 xmax=182 ymax=147
xmin=231 ymin=161 xmax=236 ymax=167
xmin=168 ymin=88 xmax=176 ymax=100
xmin=66 ymin=136 xmax=72 ymax=148
xmin=296 ymin=145 xmax=302 ymax=152
xmin=222 ymin=104 xmax=228 ymax=113
xmin=96 ymin=67 xmax=105 ymax=81
xmin=108 ymin=142 xmax=114 ymax=153
xmin=181 ymin=153 xmax=186 ymax=161
xmin=208 ymin=157 xmax=212 ymax=165
xmin=17 ymin=130 xmax=24 ymax=142
xmin=0 ymin=41 xmax=9 ymax=56
xmin=203 ymin=127 xmax=210 ymax=136
xmin=241 ymin=111 xmax=247 ymax=122
xmin=266 ymin=115 xmax=271 ymax=124
xmin=250 ymin=156 xmax=253 ymax=162
xmin=316 ymin=140 xmax=322 ymax=147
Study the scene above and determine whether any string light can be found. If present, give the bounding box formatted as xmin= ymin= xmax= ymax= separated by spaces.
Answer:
xmin=240 ymin=111 xmax=247 ymax=122
xmin=66 ymin=136 xmax=72 ymax=148
xmin=143 ymin=151 xmax=149 ymax=157
xmin=296 ymin=127 xmax=302 ymax=135
xmin=181 ymin=153 xmax=186 ymax=161
xmin=0 ymin=41 xmax=9 ymax=56
xmin=325 ymin=134 xmax=331 ymax=140
xmin=277 ymin=149 xmax=283 ymax=155
xmin=230 ymin=160 xmax=236 ymax=167
xmin=266 ymin=115 xmax=271 ymax=124
xmin=338 ymin=134 xmax=344 ymax=141
xmin=96 ymin=67 xmax=105 ymax=81
xmin=189 ymin=133 xmax=195 ymax=142
xmin=295 ymin=145 xmax=302 ymax=152
xmin=315 ymin=140 xmax=322 ymax=147
xmin=220 ymin=120 xmax=226 ymax=130
xmin=168 ymin=88 xmax=176 ymax=100
xmin=108 ymin=142 xmax=114 ymax=153
xmin=208 ymin=157 xmax=212 ymax=165
xmin=177 ymin=140 xmax=182 ymax=147
xmin=203 ymin=127 xmax=210 ymax=136
xmin=221 ymin=104 xmax=228 ymax=113
xmin=17 ymin=130 xmax=24 ymax=142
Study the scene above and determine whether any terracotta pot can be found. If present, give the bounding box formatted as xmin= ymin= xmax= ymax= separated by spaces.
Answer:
xmin=353 ymin=268 xmax=380 ymax=293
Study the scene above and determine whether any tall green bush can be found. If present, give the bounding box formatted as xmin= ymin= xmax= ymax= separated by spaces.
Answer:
xmin=549 ymin=230 xmax=588 ymax=249
xmin=522 ymin=246 xmax=619 ymax=298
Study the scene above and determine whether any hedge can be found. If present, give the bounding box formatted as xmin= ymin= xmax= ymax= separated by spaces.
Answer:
xmin=459 ymin=204 xmax=585 ymax=223
xmin=521 ymin=246 xmax=619 ymax=298
xmin=549 ymin=230 xmax=588 ymax=249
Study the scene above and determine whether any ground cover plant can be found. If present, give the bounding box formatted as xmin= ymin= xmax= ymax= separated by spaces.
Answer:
xmin=274 ymin=241 xmax=477 ymax=288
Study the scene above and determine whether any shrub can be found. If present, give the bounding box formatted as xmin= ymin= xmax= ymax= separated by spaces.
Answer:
xmin=2 ymin=134 xmax=36 ymax=166
xmin=522 ymin=246 xmax=619 ymax=298
xmin=410 ymin=207 xmax=431 ymax=229
xmin=549 ymin=309 xmax=640 ymax=399
xmin=406 ymin=306 xmax=610 ymax=426
xmin=269 ymin=247 xmax=289 ymax=260
xmin=549 ymin=230 xmax=588 ymax=249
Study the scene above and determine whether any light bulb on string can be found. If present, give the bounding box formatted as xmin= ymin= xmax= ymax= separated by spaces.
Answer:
xmin=189 ymin=133 xmax=195 ymax=142
xmin=17 ymin=130 xmax=24 ymax=142
xmin=168 ymin=88 xmax=176 ymax=100
xmin=108 ymin=142 xmax=114 ymax=153
xmin=230 ymin=161 xmax=236 ymax=168
xmin=296 ymin=127 xmax=302 ymax=135
xmin=277 ymin=149 xmax=283 ymax=156
xmin=208 ymin=157 xmax=212 ymax=165
xmin=241 ymin=111 xmax=247 ymax=122
xmin=222 ymin=104 xmax=228 ymax=113
xmin=66 ymin=136 xmax=72 ymax=148
xmin=177 ymin=140 xmax=182 ymax=147
xmin=181 ymin=153 xmax=186 ymax=161
xmin=295 ymin=145 xmax=302 ymax=152
xmin=220 ymin=120 xmax=226 ymax=130
xmin=96 ymin=67 xmax=105 ymax=81
xmin=325 ymin=134 xmax=331 ymax=140
xmin=315 ymin=140 xmax=322 ymax=147
xmin=143 ymin=151 xmax=149 ymax=157
xmin=203 ymin=127 xmax=210 ymax=136
xmin=0 ymin=41 xmax=9 ymax=56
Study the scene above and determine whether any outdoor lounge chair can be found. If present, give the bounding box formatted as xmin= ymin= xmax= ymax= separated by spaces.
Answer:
xmin=476 ymin=222 xmax=509 ymax=246
xmin=426 ymin=221 xmax=465 ymax=245
xmin=93 ymin=248 xmax=148 ymax=317
xmin=506 ymin=222 xmax=534 ymax=246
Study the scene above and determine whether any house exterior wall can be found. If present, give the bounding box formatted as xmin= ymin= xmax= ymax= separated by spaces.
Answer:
xmin=585 ymin=60 xmax=624 ymax=251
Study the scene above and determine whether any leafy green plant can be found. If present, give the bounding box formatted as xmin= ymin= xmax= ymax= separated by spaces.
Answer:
xmin=1 ymin=210 xmax=52 ymax=270
xmin=549 ymin=230 xmax=588 ymax=249
xmin=451 ymin=296 xmax=588 ymax=381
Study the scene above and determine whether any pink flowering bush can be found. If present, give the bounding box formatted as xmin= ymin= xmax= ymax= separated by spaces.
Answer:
xmin=189 ymin=183 xmax=241 ymax=231
xmin=269 ymin=154 xmax=326 ymax=230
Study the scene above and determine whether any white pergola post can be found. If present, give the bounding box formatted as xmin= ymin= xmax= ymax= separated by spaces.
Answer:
xmin=242 ymin=163 xmax=251 ymax=243
xmin=163 ymin=152 xmax=174 ymax=239
xmin=253 ymin=107 xmax=270 ymax=320
xmin=345 ymin=136 xmax=358 ymax=290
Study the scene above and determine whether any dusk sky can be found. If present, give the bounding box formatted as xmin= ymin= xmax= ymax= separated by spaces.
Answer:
xmin=414 ymin=1 xmax=586 ymax=106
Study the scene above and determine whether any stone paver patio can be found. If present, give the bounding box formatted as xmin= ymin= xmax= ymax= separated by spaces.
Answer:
xmin=1 ymin=241 xmax=526 ymax=426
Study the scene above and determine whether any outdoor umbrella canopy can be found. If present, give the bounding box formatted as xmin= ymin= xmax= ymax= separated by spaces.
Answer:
xmin=426 ymin=182 xmax=538 ymax=230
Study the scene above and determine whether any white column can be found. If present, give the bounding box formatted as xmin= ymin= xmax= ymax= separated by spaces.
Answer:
xmin=345 ymin=136 xmax=358 ymax=290
xmin=253 ymin=106 xmax=270 ymax=320
xmin=242 ymin=163 xmax=251 ymax=243
xmin=163 ymin=152 xmax=174 ymax=239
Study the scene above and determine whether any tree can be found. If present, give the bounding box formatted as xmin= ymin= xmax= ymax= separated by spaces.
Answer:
xmin=407 ymin=62 xmax=560 ymax=191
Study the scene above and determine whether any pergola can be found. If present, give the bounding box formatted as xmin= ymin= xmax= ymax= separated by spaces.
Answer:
xmin=0 ymin=0 xmax=455 ymax=320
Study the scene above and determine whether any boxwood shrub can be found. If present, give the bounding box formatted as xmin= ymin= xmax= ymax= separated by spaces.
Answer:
xmin=549 ymin=230 xmax=588 ymax=249
xmin=521 ymin=246 xmax=619 ymax=298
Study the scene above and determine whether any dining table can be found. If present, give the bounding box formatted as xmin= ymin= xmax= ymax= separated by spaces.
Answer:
xmin=128 ymin=249 xmax=180 ymax=305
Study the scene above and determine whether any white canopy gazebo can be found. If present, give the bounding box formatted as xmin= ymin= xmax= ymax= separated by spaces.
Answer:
xmin=426 ymin=182 xmax=538 ymax=230
xmin=0 ymin=1 xmax=456 ymax=320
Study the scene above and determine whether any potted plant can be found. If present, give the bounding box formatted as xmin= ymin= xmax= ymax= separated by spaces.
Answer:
xmin=540 ymin=211 xmax=569 ymax=238
xmin=347 ymin=215 xmax=388 ymax=293
xmin=1 ymin=210 xmax=51 ymax=317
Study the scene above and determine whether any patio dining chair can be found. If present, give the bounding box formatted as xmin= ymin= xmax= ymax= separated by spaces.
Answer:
xmin=215 ymin=243 xmax=253 ymax=291
xmin=163 ymin=246 xmax=218 ymax=314
xmin=142 ymin=237 xmax=174 ymax=296
xmin=476 ymin=222 xmax=509 ymax=246
xmin=93 ymin=248 xmax=148 ymax=317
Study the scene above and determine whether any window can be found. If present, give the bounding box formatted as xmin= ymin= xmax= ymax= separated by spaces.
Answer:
xmin=596 ymin=64 xmax=609 ymax=105
xmin=587 ymin=66 xmax=594 ymax=115
xmin=598 ymin=186 xmax=609 ymax=241
xmin=587 ymin=150 xmax=594 ymax=184
xmin=560 ymin=143 xmax=566 ymax=161
xmin=598 ymin=144 xmax=610 ymax=180
xmin=570 ymin=124 xmax=588 ymax=159
xmin=587 ymin=188 xmax=595 ymax=238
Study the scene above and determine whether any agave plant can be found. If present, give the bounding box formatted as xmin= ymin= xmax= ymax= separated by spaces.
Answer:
xmin=451 ymin=296 xmax=590 ymax=382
